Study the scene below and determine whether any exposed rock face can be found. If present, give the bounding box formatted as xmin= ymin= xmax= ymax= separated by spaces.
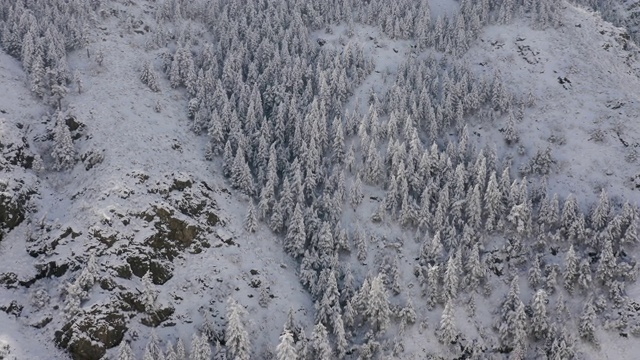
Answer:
xmin=0 ymin=119 xmax=37 ymax=243
xmin=45 ymin=172 xmax=222 ymax=357
xmin=55 ymin=306 xmax=127 ymax=360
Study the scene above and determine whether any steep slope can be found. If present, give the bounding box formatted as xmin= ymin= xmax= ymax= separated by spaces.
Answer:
xmin=464 ymin=6 xmax=640 ymax=205
xmin=0 ymin=4 xmax=312 ymax=359
xmin=1 ymin=0 xmax=640 ymax=360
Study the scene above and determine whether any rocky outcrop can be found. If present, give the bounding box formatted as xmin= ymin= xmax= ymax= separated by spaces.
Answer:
xmin=55 ymin=305 xmax=127 ymax=360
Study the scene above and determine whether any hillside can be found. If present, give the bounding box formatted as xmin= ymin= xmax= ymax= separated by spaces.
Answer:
xmin=1 ymin=0 xmax=640 ymax=359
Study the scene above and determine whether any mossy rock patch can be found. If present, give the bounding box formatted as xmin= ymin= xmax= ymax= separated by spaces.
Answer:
xmin=55 ymin=307 xmax=127 ymax=360
xmin=125 ymin=256 xmax=173 ymax=285
xmin=141 ymin=306 xmax=175 ymax=327
xmin=142 ymin=206 xmax=201 ymax=260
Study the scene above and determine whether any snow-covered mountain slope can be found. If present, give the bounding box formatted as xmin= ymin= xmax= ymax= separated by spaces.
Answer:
xmin=2 ymin=0 xmax=640 ymax=360
xmin=464 ymin=6 xmax=640 ymax=206
xmin=0 ymin=5 xmax=311 ymax=359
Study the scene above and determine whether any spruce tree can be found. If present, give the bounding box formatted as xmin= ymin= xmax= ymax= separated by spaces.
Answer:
xmin=365 ymin=274 xmax=391 ymax=334
xmin=244 ymin=202 xmax=257 ymax=233
xmin=118 ymin=341 xmax=135 ymax=360
xmin=226 ymin=298 xmax=250 ymax=360
xmin=285 ymin=203 xmax=306 ymax=257
xmin=563 ymin=245 xmax=579 ymax=293
xmin=579 ymin=299 xmax=598 ymax=347
xmin=276 ymin=329 xmax=297 ymax=360
xmin=438 ymin=299 xmax=458 ymax=345
xmin=311 ymin=322 xmax=332 ymax=360
xmin=141 ymin=60 xmax=160 ymax=92
xmin=51 ymin=112 xmax=76 ymax=171
xmin=144 ymin=331 xmax=165 ymax=360
xmin=531 ymin=289 xmax=549 ymax=340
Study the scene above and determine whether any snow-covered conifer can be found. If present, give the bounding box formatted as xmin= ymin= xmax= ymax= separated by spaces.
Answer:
xmin=596 ymin=237 xmax=616 ymax=285
xmin=531 ymin=289 xmax=549 ymax=340
xmin=176 ymin=338 xmax=187 ymax=360
xmin=563 ymin=245 xmax=579 ymax=293
xmin=51 ymin=112 xmax=76 ymax=171
xmin=528 ymin=255 xmax=543 ymax=289
xmin=144 ymin=331 xmax=165 ymax=360
xmin=276 ymin=329 xmax=297 ymax=360
xmin=484 ymin=171 xmax=502 ymax=231
xmin=349 ymin=174 xmax=363 ymax=209
xmin=231 ymin=147 xmax=254 ymax=196
xmin=244 ymin=202 xmax=257 ymax=233
xmin=353 ymin=225 xmax=368 ymax=263
xmin=142 ymin=271 xmax=157 ymax=313
xmin=118 ymin=341 xmax=135 ymax=360
xmin=426 ymin=264 xmax=441 ymax=310
xmin=311 ymin=322 xmax=332 ymax=360
xmin=73 ymin=70 xmax=83 ymax=94
xmin=579 ymin=299 xmax=598 ymax=347
xmin=438 ymin=299 xmax=457 ymax=345
xmin=269 ymin=199 xmax=284 ymax=234
xmin=466 ymin=243 xmax=486 ymax=290
xmin=576 ymin=258 xmax=593 ymax=293
xmin=591 ymin=189 xmax=610 ymax=231
xmin=365 ymin=274 xmax=391 ymax=334
xmin=504 ymin=115 xmax=519 ymax=145
xmin=443 ymin=252 xmax=460 ymax=301
xmin=190 ymin=333 xmax=211 ymax=360
xmin=285 ymin=203 xmax=306 ymax=257
xmin=165 ymin=341 xmax=177 ymax=360
xmin=141 ymin=60 xmax=160 ymax=92
xmin=226 ymin=298 xmax=250 ymax=360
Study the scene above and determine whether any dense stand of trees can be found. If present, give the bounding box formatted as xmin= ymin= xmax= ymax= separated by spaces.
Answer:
xmin=1 ymin=0 xmax=639 ymax=359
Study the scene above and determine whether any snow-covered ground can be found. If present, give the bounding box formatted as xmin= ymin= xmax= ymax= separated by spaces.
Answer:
xmin=2 ymin=1 xmax=640 ymax=359
xmin=463 ymin=5 xmax=640 ymax=207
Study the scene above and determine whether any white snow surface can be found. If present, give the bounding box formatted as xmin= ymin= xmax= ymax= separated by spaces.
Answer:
xmin=2 ymin=1 xmax=640 ymax=360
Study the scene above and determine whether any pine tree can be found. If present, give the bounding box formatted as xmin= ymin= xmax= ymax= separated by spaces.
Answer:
xmin=466 ymin=243 xmax=486 ymax=290
xmin=244 ymin=202 xmax=257 ymax=233
xmin=528 ymin=255 xmax=543 ymax=289
xmin=365 ymin=274 xmax=391 ymax=334
xmin=51 ymin=112 xmax=76 ymax=171
xmin=142 ymin=270 xmax=158 ymax=313
xmin=596 ymin=237 xmax=616 ymax=285
xmin=349 ymin=174 xmax=364 ymax=209
xmin=51 ymin=83 xmax=68 ymax=110
xmin=226 ymin=298 xmax=250 ymax=360
xmin=76 ymin=252 xmax=99 ymax=291
xmin=311 ymin=322 xmax=332 ymax=360
xmin=270 ymin=200 xmax=284 ymax=234
xmin=165 ymin=341 xmax=178 ymax=360
xmin=315 ymin=269 xmax=339 ymax=326
xmin=144 ymin=331 xmax=165 ymax=360
xmin=579 ymin=299 xmax=598 ymax=347
xmin=591 ymin=189 xmax=610 ymax=231
xmin=176 ymin=338 xmax=187 ymax=360
xmin=231 ymin=147 xmax=254 ymax=196
xmin=285 ymin=203 xmax=306 ymax=257
xmin=531 ymin=289 xmax=549 ymax=340
xmin=443 ymin=252 xmax=460 ymax=301
xmin=190 ymin=333 xmax=211 ymax=360
xmin=563 ymin=245 xmax=579 ymax=293
xmin=333 ymin=314 xmax=348 ymax=359
xmin=354 ymin=225 xmax=367 ymax=262
xmin=504 ymin=115 xmax=519 ymax=145
xmin=276 ymin=329 xmax=297 ymax=360
xmin=484 ymin=171 xmax=502 ymax=231
xmin=499 ymin=277 xmax=527 ymax=350
xmin=561 ymin=194 xmax=579 ymax=235
xmin=117 ymin=341 xmax=135 ymax=360
xmin=141 ymin=60 xmax=160 ymax=92
xmin=73 ymin=70 xmax=83 ymax=94
xmin=438 ymin=299 xmax=458 ymax=345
